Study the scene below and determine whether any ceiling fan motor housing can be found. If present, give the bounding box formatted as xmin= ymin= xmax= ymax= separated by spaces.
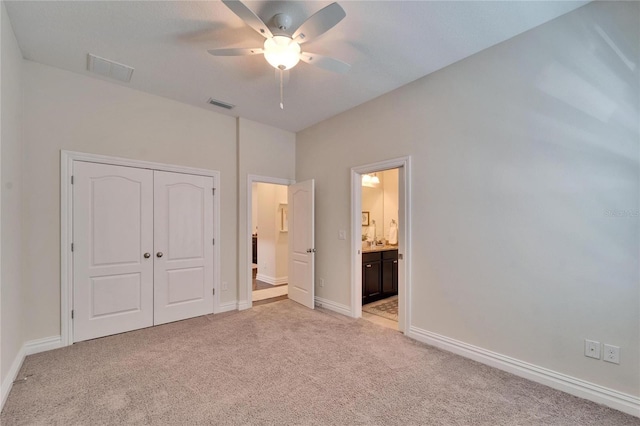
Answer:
xmin=273 ymin=13 xmax=292 ymax=31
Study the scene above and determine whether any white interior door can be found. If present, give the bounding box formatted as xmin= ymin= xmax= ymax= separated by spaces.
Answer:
xmin=288 ymin=179 xmax=315 ymax=309
xmin=153 ymin=171 xmax=214 ymax=325
xmin=73 ymin=162 xmax=154 ymax=342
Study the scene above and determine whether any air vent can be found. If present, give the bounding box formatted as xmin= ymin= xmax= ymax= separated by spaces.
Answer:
xmin=207 ymin=98 xmax=235 ymax=110
xmin=87 ymin=54 xmax=134 ymax=83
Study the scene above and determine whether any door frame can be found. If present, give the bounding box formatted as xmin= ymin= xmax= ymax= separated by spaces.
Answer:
xmin=351 ymin=156 xmax=411 ymax=333
xmin=60 ymin=150 xmax=221 ymax=346
xmin=243 ymin=174 xmax=295 ymax=309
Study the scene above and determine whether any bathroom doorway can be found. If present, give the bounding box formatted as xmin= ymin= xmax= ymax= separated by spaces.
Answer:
xmin=361 ymin=168 xmax=400 ymax=329
xmin=251 ymin=182 xmax=289 ymax=304
xmin=351 ymin=157 xmax=411 ymax=334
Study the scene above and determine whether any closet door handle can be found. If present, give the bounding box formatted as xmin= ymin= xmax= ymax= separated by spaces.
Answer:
xmin=156 ymin=252 xmax=163 ymax=258
xmin=365 ymin=264 xmax=372 ymax=268
xmin=393 ymin=260 xmax=398 ymax=264
xmin=143 ymin=253 xmax=151 ymax=259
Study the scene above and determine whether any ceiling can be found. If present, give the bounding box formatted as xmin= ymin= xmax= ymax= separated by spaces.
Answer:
xmin=5 ymin=1 xmax=588 ymax=132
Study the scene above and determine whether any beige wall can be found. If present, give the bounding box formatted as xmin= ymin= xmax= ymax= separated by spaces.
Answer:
xmin=21 ymin=61 xmax=238 ymax=340
xmin=297 ymin=1 xmax=639 ymax=396
xmin=252 ymin=182 xmax=258 ymax=235
xmin=362 ymin=169 xmax=399 ymax=242
xmin=237 ymin=117 xmax=295 ymax=305
xmin=381 ymin=169 xmax=399 ymax=241
xmin=1 ymin=1 xmax=24 ymax=390
xmin=362 ymin=180 xmax=383 ymax=240
xmin=255 ymin=183 xmax=288 ymax=283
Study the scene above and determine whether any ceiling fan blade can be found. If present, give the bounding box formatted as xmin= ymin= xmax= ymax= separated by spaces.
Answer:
xmin=299 ymin=52 xmax=350 ymax=74
xmin=292 ymin=2 xmax=346 ymax=44
xmin=208 ymin=48 xmax=264 ymax=56
xmin=222 ymin=0 xmax=273 ymax=39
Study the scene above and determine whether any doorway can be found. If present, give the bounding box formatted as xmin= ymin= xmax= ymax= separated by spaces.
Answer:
xmin=360 ymin=168 xmax=400 ymax=330
xmin=251 ymin=182 xmax=289 ymax=304
xmin=351 ymin=157 xmax=411 ymax=334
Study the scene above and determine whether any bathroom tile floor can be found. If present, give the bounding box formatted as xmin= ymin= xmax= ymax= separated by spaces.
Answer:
xmin=362 ymin=295 xmax=399 ymax=331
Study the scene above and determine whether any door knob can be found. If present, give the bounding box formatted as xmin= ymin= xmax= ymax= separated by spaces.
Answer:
xmin=306 ymin=248 xmax=316 ymax=253
xmin=366 ymin=264 xmax=372 ymax=268
xmin=156 ymin=252 xmax=163 ymax=258
xmin=143 ymin=253 xmax=151 ymax=259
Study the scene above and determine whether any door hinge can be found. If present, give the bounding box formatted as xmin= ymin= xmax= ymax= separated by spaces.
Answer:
xmin=212 ymin=238 xmax=215 ymax=245
xmin=71 ymin=243 xmax=74 ymax=252
xmin=212 ymin=188 xmax=216 ymax=195
xmin=399 ymin=253 xmax=403 ymax=260
xmin=71 ymin=310 xmax=74 ymax=319
xmin=213 ymin=288 xmax=215 ymax=295
xmin=71 ymin=176 xmax=74 ymax=184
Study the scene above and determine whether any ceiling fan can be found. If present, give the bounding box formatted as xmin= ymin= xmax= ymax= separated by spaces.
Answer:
xmin=208 ymin=0 xmax=350 ymax=109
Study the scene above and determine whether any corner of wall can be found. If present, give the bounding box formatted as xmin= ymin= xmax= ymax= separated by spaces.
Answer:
xmin=1 ymin=0 xmax=26 ymax=406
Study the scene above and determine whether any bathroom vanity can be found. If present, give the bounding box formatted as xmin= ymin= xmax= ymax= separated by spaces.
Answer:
xmin=362 ymin=246 xmax=398 ymax=305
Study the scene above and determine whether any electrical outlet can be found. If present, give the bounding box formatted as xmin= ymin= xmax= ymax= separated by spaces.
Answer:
xmin=318 ymin=278 xmax=325 ymax=287
xmin=222 ymin=281 xmax=228 ymax=291
xmin=338 ymin=230 xmax=346 ymax=240
xmin=603 ymin=344 xmax=620 ymax=364
xmin=585 ymin=339 xmax=600 ymax=359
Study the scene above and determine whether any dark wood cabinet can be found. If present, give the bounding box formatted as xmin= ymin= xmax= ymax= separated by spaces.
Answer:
xmin=252 ymin=235 xmax=257 ymax=264
xmin=362 ymin=249 xmax=398 ymax=305
xmin=363 ymin=260 xmax=381 ymax=300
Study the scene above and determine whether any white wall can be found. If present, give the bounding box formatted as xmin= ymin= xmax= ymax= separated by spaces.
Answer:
xmin=297 ymin=1 xmax=639 ymax=397
xmin=1 ymin=0 xmax=23 ymax=394
xmin=21 ymin=61 xmax=237 ymax=340
xmin=237 ymin=117 xmax=295 ymax=305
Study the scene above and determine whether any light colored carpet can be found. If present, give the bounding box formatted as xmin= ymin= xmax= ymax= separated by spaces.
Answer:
xmin=2 ymin=300 xmax=638 ymax=425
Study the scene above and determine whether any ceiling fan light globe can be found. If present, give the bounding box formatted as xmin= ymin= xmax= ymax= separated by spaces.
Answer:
xmin=264 ymin=36 xmax=301 ymax=70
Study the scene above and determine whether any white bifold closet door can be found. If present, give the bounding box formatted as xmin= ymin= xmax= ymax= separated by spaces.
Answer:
xmin=73 ymin=162 xmax=214 ymax=342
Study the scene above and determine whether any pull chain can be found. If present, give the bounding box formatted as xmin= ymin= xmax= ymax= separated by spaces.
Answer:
xmin=279 ymin=67 xmax=284 ymax=110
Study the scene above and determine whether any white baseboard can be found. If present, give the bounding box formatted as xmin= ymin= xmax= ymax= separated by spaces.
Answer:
xmin=314 ymin=297 xmax=352 ymax=317
xmin=217 ymin=300 xmax=238 ymax=313
xmin=408 ymin=326 xmax=640 ymax=418
xmin=255 ymin=274 xmax=287 ymax=286
xmin=1 ymin=345 xmax=26 ymax=411
xmin=25 ymin=336 xmax=63 ymax=355
xmin=237 ymin=300 xmax=251 ymax=311
xmin=215 ymin=300 xmax=238 ymax=314
xmin=1 ymin=335 xmax=64 ymax=410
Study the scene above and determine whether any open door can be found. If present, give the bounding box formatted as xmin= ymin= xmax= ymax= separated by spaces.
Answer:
xmin=287 ymin=179 xmax=315 ymax=309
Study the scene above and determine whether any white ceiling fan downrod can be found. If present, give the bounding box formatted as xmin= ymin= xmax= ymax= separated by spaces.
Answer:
xmin=279 ymin=66 xmax=285 ymax=110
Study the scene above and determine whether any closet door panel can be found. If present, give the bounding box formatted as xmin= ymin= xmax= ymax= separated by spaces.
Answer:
xmin=73 ymin=162 xmax=154 ymax=342
xmin=154 ymin=171 xmax=214 ymax=325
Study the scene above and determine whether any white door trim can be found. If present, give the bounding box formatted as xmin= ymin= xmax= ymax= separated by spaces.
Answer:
xmin=243 ymin=175 xmax=295 ymax=309
xmin=60 ymin=150 xmax=221 ymax=346
xmin=351 ymin=156 xmax=411 ymax=334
